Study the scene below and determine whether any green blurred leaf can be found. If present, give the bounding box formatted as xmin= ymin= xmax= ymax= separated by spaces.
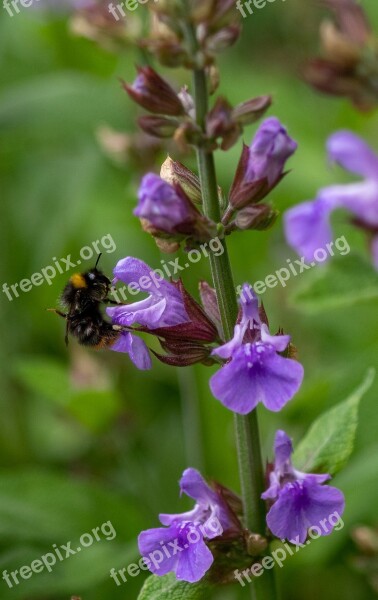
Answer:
xmin=0 ymin=469 xmax=143 ymax=543
xmin=293 ymin=369 xmax=375 ymax=475
xmin=14 ymin=357 xmax=70 ymax=406
xmin=137 ymin=573 xmax=212 ymax=600
xmin=289 ymin=254 xmax=378 ymax=313
xmin=69 ymin=389 xmax=122 ymax=432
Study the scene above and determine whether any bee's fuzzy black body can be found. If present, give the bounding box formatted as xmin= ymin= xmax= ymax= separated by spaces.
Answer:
xmin=50 ymin=261 xmax=121 ymax=349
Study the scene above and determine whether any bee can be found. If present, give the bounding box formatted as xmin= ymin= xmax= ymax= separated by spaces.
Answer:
xmin=48 ymin=254 xmax=122 ymax=349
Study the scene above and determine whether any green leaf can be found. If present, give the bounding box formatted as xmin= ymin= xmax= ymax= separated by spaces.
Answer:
xmin=289 ymin=254 xmax=378 ymax=313
xmin=137 ymin=573 xmax=213 ymax=600
xmin=13 ymin=357 xmax=70 ymax=407
xmin=293 ymin=369 xmax=375 ymax=475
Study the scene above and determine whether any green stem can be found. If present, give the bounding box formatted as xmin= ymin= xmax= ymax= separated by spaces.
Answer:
xmin=182 ymin=20 xmax=277 ymax=600
xmin=178 ymin=366 xmax=205 ymax=472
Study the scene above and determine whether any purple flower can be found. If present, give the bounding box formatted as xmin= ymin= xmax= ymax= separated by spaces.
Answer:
xmin=262 ymin=430 xmax=345 ymax=544
xmin=138 ymin=522 xmax=213 ymax=583
xmin=138 ymin=468 xmax=233 ymax=583
xmin=159 ymin=468 xmax=233 ymax=539
xmin=284 ymin=131 xmax=378 ymax=269
xmin=209 ymin=285 xmax=304 ymax=414
xmin=110 ymin=331 xmax=151 ymax=371
xmin=134 ymin=174 xmax=191 ymax=234
xmin=106 ymin=257 xmax=189 ymax=329
xmin=246 ymin=117 xmax=298 ymax=186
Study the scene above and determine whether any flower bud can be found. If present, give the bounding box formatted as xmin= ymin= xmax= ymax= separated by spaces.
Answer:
xmin=303 ymin=0 xmax=378 ymax=111
xmin=138 ymin=115 xmax=179 ymax=138
xmin=135 ymin=173 xmax=192 ymax=233
xmin=123 ymin=66 xmax=185 ymax=116
xmin=134 ymin=173 xmax=216 ymax=244
xmin=160 ymin=157 xmax=202 ymax=205
xmin=244 ymin=532 xmax=268 ymax=556
xmin=206 ymin=24 xmax=241 ymax=54
xmin=188 ymin=0 xmax=216 ymax=23
xmin=199 ymin=281 xmax=221 ymax=332
xmin=232 ymin=95 xmax=272 ymax=126
xmin=320 ymin=20 xmax=361 ymax=66
xmin=229 ymin=118 xmax=297 ymax=209
xmin=147 ymin=0 xmax=183 ymax=17
xmin=246 ymin=117 xmax=297 ymax=185
xmin=206 ymin=96 xmax=241 ymax=151
xmin=234 ymin=204 xmax=279 ymax=231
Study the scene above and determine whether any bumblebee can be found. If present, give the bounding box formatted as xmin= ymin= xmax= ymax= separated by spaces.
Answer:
xmin=49 ymin=255 xmax=121 ymax=349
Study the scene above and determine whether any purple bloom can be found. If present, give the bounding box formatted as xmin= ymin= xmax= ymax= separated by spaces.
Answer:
xmin=110 ymin=331 xmax=151 ymax=370
xmin=284 ymin=131 xmax=378 ymax=269
xmin=262 ymin=430 xmax=345 ymax=544
xmin=106 ymin=257 xmax=189 ymax=329
xmin=159 ymin=468 xmax=233 ymax=539
xmin=135 ymin=174 xmax=191 ymax=234
xmin=246 ymin=117 xmax=298 ymax=186
xmin=138 ymin=468 xmax=233 ymax=583
xmin=138 ymin=522 xmax=213 ymax=583
xmin=209 ymin=285 xmax=304 ymax=414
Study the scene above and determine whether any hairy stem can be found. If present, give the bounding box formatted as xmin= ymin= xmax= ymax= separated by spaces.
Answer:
xmin=182 ymin=20 xmax=277 ymax=600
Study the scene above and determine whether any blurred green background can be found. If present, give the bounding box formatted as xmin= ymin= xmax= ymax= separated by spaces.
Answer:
xmin=1 ymin=0 xmax=378 ymax=598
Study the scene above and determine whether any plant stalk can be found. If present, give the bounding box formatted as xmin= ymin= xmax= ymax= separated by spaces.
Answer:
xmin=183 ymin=21 xmax=277 ymax=600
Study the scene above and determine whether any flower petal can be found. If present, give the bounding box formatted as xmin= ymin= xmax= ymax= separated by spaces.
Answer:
xmin=113 ymin=257 xmax=156 ymax=292
xmin=266 ymin=479 xmax=345 ymax=544
xmin=300 ymin=479 xmax=345 ymax=536
xmin=257 ymin=349 xmax=304 ymax=412
xmin=138 ymin=526 xmax=178 ymax=576
xmin=327 ymin=131 xmax=378 ymax=179
xmin=175 ymin=534 xmax=214 ymax=583
xmin=210 ymin=349 xmax=259 ymax=414
xmin=260 ymin=324 xmax=290 ymax=353
xmin=107 ymin=297 xmax=166 ymax=328
xmin=180 ymin=468 xmax=216 ymax=504
xmin=318 ymin=181 xmax=378 ymax=227
xmin=284 ymin=199 xmax=334 ymax=263
xmin=274 ymin=430 xmax=294 ymax=471
xmin=110 ymin=332 xmax=152 ymax=370
xmin=211 ymin=344 xmax=303 ymax=414
xmin=266 ymin=483 xmax=310 ymax=544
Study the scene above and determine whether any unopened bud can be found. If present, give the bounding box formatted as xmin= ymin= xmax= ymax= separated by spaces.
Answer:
xmin=245 ymin=533 xmax=268 ymax=556
xmin=232 ymin=95 xmax=272 ymax=126
xmin=123 ymin=66 xmax=184 ymax=116
xmin=138 ymin=115 xmax=179 ymax=138
xmin=206 ymin=24 xmax=241 ymax=54
xmin=320 ymin=20 xmax=361 ymax=66
xmin=235 ymin=205 xmax=279 ymax=231
xmin=160 ymin=157 xmax=202 ymax=205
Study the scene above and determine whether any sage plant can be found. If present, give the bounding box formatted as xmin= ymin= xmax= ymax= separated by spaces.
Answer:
xmin=70 ymin=1 xmax=378 ymax=598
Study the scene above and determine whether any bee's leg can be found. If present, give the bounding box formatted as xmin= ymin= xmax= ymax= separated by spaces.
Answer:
xmin=65 ymin=321 xmax=69 ymax=347
xmin=103 ymin=299 xmax=120 ymax=305
xmin=47 ymin=309 xmax=67 ymax=319
xmin=47 ymin=309 xmax=69 ymax=346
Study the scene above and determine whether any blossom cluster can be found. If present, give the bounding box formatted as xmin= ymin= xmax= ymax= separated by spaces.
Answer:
xmin=64 ymin=0 xmax=374 ymax=589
